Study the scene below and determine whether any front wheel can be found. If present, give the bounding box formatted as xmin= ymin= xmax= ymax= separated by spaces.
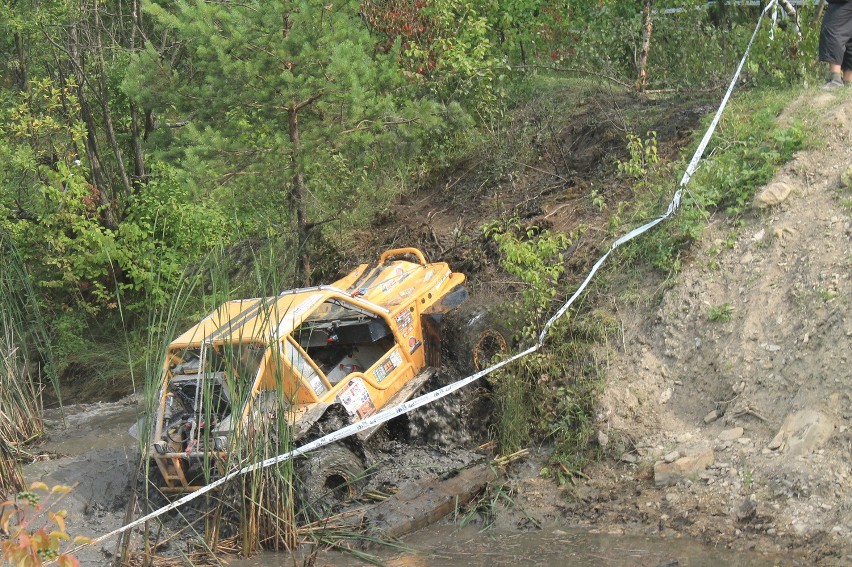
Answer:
xmin=297 ymin=443 xmax=367 ymax=519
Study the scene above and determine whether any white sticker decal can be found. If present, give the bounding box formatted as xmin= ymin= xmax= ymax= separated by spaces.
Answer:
xmin=337 ymin=377 xmax=376 ymax=419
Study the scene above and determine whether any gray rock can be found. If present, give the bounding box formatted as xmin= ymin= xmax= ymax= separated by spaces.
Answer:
xmin=663 ymin=450 xmax=681 ymax=463
xmin=735 ymin=495 xmax=758 ymax=521
xmin=703 ymin=409 xmax=720 ymax=424
xmin=767 ymin=430 xmax=785 ymax=450
xmin=754 ymin=181 xmax=793 ymax=207
xmin=841 ymin=165 xmax=852 ymax=189
xmin=718 ymin=427 xmax=744 ymax=441
xmin=780 ymin=410 xmax=834 ymax=457
xmin=620 ymin=453 xmax=638 ymax=464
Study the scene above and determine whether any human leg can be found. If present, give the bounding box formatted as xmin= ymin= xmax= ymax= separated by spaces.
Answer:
xmin=819 ymin=3 xmax=852 ymax=88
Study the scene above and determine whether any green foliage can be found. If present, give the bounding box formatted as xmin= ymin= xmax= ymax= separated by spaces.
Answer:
xmin=483 ymin=216 xmax=609 ymax=470
xmin=489 ymin=309 xmax=613 ymax=473
xmin=116 ymin=165 xmax=227 ymax=309
xmin=127 ymin=0 xmax=450 ymax=247
xmin=625 ymin=88 xmax=804 ymax=273
xmin=617 ymin=131 xmax=659 ymax=186
xmin=481 ymin=217 xmax=576 ymax=341
xmin=424 ymin=0 xmax=500 ymax=109
xmin=540 ymin=0 xmax=820 ymax=90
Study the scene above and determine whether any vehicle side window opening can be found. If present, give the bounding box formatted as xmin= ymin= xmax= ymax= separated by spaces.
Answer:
xmin=231 ymin=344 xmax=290 ymax=429
xmin=293 ymin=299 xmax=396 ymax=386
xmin=169 ymin=346 xmax=225 ymax=375
xmin=161 ymin=346 xmax=232 ymax=452
xmin=282 ymin=339 xmax=328 ymax=401
xmin=166 ymin=348 xmax=228 ymax=412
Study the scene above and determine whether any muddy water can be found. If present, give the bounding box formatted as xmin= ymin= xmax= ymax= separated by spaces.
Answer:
xmin=232 ymin=524 xmax=790 ymax=567
xmin=26 ymin=400 xmax=796 ymax=566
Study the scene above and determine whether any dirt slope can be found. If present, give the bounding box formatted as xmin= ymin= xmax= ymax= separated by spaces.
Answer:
xmin=586 ymin=90 xmax=852 ymax=564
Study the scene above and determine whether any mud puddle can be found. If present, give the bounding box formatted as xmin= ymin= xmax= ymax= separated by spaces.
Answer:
xmin=232 ymin=524 xmax=793 ymax=566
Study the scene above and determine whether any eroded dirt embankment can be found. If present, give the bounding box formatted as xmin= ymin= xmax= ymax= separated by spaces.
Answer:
xmin=561 ymin=90 xmax=851 ymax=565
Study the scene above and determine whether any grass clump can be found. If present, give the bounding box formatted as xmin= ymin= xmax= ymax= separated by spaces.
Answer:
xmin=708 ymin=303 xmax=734 ymax=322
xmin=0 ymin=233 xmax=59 ymax=498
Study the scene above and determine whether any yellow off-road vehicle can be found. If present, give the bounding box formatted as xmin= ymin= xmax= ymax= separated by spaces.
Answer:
xmin=145 ymin=248 xmax=489 ymax=497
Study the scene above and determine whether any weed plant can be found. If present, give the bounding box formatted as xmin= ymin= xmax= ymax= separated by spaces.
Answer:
xmin=708 ymin=303 xmax=734 ymax=322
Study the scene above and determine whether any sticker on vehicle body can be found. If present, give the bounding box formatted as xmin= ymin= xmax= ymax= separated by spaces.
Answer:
xmin=435 ymin=270 xmax=451 ymax=291
xmin=373 ymin=349 xmax=403 ymax=383
xmin=395 ymin=310 xmax=413 ymax=333
xmin=408 ymin=336 xmax=422 ymax=354
xmin=380 ymin=266 xmax=410 ymax=293
xmin=337 ymin=377 xmax=375 ymax=419
xmin=309 ymin=375 xmax=327 ymax=396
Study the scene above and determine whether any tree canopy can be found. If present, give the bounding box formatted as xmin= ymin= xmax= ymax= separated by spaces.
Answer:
xmin=0 ymin=0 xmax=814 ymax=376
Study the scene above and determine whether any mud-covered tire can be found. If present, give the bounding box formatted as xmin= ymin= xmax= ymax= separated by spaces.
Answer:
xmin=297 ymin=443 xmax=367 ymax=519
xmin=444 ymin=305 xmax=512 ymax=376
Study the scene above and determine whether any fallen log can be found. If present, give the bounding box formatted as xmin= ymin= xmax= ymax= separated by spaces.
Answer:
xmin=362 ymin=463 xmax=499 ymax=541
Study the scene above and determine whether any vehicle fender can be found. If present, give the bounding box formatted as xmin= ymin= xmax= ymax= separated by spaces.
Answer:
xmin=421 ymin=284 xmax=469 ymax=367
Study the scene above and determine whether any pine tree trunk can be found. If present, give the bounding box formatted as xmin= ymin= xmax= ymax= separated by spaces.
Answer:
xmin=289 ymin=106 xmax=311 ymax=285
xmin=636 ymin=0 xmax=653 ymax=93
xmin=13 ymin=31 xmax=29 ymax=93
xmin=92 ymin=0 xmax=133 ymax=200
xmin=128 ymin=0 xmax=146 ymax=182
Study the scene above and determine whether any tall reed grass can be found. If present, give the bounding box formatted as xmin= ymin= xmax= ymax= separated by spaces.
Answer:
xmin=0 ymin=232 xmax=58 ymax=497
xmin=124 ymin=240 xmax=300 ymax=563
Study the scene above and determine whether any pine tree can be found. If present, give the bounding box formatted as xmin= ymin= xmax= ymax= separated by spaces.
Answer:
xmin=127 ymin=0 xmax=436 ymax=284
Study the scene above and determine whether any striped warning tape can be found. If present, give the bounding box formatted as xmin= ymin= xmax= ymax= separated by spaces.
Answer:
xmin=78 ymin=0 xmax=780 ymax=552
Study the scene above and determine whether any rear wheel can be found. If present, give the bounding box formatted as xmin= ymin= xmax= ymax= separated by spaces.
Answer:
xmin=445 ymin=305 xmax=512 ymax=376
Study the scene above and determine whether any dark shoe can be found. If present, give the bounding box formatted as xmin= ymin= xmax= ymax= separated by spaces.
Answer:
xmin=822 ymin=78 xmax=844 ymax=90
